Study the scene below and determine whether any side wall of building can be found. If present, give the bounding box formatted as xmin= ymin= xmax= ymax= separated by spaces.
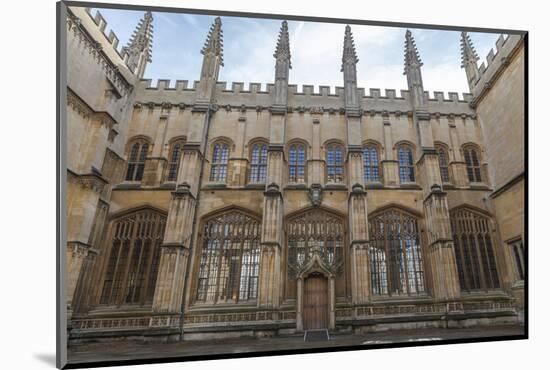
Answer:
xmin=472 ymin=38 xmax=525 ymax=309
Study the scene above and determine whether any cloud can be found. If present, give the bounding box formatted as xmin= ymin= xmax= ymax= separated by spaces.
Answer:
xmin=97 ymin=7 xmax=499 ymax=94
xmin=422 ymin=62 xmax=469 ymax=95
xmin=181 ymin=13 xmax=202 ymax=31
xmin=154 ymin=12 xmax=178 ymax=28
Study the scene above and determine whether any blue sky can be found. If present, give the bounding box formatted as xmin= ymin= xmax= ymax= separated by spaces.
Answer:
xmin=92 ymin=7 xmax=502 ymax=94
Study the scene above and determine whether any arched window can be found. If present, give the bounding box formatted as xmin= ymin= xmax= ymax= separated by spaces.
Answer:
xmin=99 ymin=208 xmax=166 ymax=305
xmin=363 ymin=145 xmax=380 ymax=182
xmin=166 ymin=141 xmax=184 ymax=182
xmin=125 ymin=140 xmax=149 ymax=181
xmin=196 ymin=210 xmax=261 ymax=303
xmin=508 ymin=238 xmax=525 ymax=281
xmin=289 ymin=143 xmax=306 ymax=183
xmin=209 ymin=142 xmax=229 ymax=182
xmin=463 ymin=145 xmax=482 ymax=182
xmin=249 ymin=143 xmax=268 ymax=183
xmin=436 ymin=145 xmax=450 ymax=183
xmin=450 ymin=207 xmax=500 ymax=291
xmin=368 ymin=208 xmax=425 ymax=296
xmin=326 ymin=144 xmax=344 ymax=183
xmin=286 ymin=208 xmax=345 ymax=278
xmin=398 ymin=144 xmax=415 ymax=183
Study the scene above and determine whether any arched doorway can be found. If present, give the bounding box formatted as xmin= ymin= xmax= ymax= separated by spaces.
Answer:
xmin=286 ymin=207 xmax=345 ymax=331
xmin=303 ymin=273 xmax=329 ymax=330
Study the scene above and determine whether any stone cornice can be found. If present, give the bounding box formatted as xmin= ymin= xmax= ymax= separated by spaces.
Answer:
xmin=130 ymin=100 xmax=476 ymax=120
xmin=268 ymin=144 xmax=284 ymax=152
xmin=172 ymin=183 xmax=196 ymax=199
xmin=67 ymin=169 xmax=109 ymax=194
xmin=270 ymin=105 xmax=287 ymax=115
xmin=264 ymin=183 xmax=283 ymax=199
xmin=423 ymin=184 xmax=448 ymax=203
xmin=67 ymin=241 xmax=92 ymax=258
xmin=67 ymin=88 xmax=118 ymax=132
xmin=160 ymin=242 xmax=190 ymax=250
xmin=490 ymin=172 xmax=524 ymax=199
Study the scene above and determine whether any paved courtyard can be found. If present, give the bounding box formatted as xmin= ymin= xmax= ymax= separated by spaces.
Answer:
xmin=67 ymin=324 xmax=525 ymax=366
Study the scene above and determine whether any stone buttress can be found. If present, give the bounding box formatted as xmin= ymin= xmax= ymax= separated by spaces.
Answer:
xmin=404 ymin=30 xmax=460 ymax=300
xmin=149 ymin=18 xmax=224 ymax=336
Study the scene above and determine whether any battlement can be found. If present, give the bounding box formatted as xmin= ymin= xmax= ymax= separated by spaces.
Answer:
xmin=136 ymin=78 xmax=473 ymax=103
xmin=82 ymin=8 xmax=128 ymax=63
xmin=472 ymin=33 xmax=524 ymax=98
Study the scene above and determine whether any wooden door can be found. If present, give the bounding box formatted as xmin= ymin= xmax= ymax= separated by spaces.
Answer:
xmin=303 ymin=274 xmax=328 ymax=330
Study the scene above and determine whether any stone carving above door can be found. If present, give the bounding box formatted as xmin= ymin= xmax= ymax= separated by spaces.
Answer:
xmin=308 ymin=183 xmax=323 ymax=207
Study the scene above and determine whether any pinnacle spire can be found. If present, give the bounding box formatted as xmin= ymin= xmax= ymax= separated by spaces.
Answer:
xmin=124 ymin=11 xmax=154 ymax=64
xmin=341 ymin=25 xmax=359 ymax=71
xmin=460 ymin=31 xmax=479 ymax=68
xmin=201 ymin=17 xmax=224 ymax=66
xmin=403 ymin=29 xmax=423 ymax=74
xmin=274 ymin=20 xmax=291 ymax=68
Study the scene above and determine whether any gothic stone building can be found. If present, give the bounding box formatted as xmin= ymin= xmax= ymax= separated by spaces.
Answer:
xmin=64 ymin=6 xmax=525 ymax=342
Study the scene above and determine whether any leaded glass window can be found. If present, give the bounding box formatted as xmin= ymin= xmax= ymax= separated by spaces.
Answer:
xmin=464 ymin=146 xmax=482 ymax=183
xmin=210 ymin=142 xmax=229 ymax=182
xmin=398 ymin=145 xmax=415 ymax=183
xmin=249 ymin=143 xmax=268 ymax=183
xmin=436 ymin=145 xmax=450 ymax=183
xmin=99 ymin=208 xmax=166 ymax=305
xmin=326 ymin=144 xmax=344 ymax=183
xmin=509 ymin=239 xmax=525 ymax=281
xmin=363 ymin=145 xmax=380 ymax=182
xmin=196 ymin=210 xmax=261 ymax=303
xmin=289 ymin=143 xmax=306 ymax=183
xmin=450 ymin=208 xmax=500 ymax=291
xmin=368 ymin=209 xmax=425 ymax=296
xmin=125 ymin=141 xmax=149 ymax=181
xmin=286 ymin=208 xmax=345 ymax=278
xmin=166 ymin=141 xmax=184 ymax=182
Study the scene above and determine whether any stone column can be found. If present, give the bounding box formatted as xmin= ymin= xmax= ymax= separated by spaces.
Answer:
xmin=417 ymin=148 xmax=461 ymax=300
xmin=348 ymin=182 xmax=371 ymax=305
xmin=329 ymin=277 xmax=336 ymax=329
xmin=415 ymin=115 xmax=461 ymax=300
xmin=66 ymin=172 xmax=107 ymax=312
xmin=66 ymin=242 xmax=91 ymax=310
xmin=258 ymin=152 xmax=284 ymax=312
xmin=296 ymin=278 xmax=303 ymax=330
xmin=403 ymin=29 xmax=461 ymax=301
xmin=381 ymin=119 xmax=399 ymax=186
xmin=71 ymin=199 xmax=109 ymax=313
xmin=422 ymin=183 xmax=461 ymax=300
xmin=448 ymin=120 xmax=469 ymax=187
xmin=258 ymin=19 xmax=290 ymax=316
xmin=150 ymin=146 xmax=201 ymax=333
xmin=143 ymin=112 xmax=170 ymax=186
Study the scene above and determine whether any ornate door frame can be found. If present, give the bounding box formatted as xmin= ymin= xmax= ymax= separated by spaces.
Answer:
xmin=296 ymin=253 xmax=335 ymax=331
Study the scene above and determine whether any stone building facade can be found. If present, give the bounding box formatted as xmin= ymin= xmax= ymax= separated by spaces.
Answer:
xmin=64 ymin=6 xmax=526 ymax=343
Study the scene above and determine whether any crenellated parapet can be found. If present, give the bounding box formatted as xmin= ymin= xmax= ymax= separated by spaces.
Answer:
xmin=133 ymin=79 xmax=476 ymax=118
xmin=70 ymin=7 xmax=153 ymax=81
xmin=466 ymin=34 xmax=524 ymax=107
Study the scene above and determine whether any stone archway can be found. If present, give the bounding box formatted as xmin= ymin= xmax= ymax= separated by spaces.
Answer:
xmin=285 ymin=207 xmax=344 ymax=332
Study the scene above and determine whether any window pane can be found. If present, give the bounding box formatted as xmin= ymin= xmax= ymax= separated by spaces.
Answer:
xmin=196 ymin=211 xmax=260 ymax=303
xmin=368 ymin=209 xmax=424 ymax=296
xmin=100 ymin=211 xmax=165 ymax=305
xmin=450 ymin=208 xmax=500 ymax=291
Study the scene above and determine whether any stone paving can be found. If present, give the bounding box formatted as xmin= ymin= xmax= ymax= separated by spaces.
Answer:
xmin=67 ymin=324 xmax=525 ymax=365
